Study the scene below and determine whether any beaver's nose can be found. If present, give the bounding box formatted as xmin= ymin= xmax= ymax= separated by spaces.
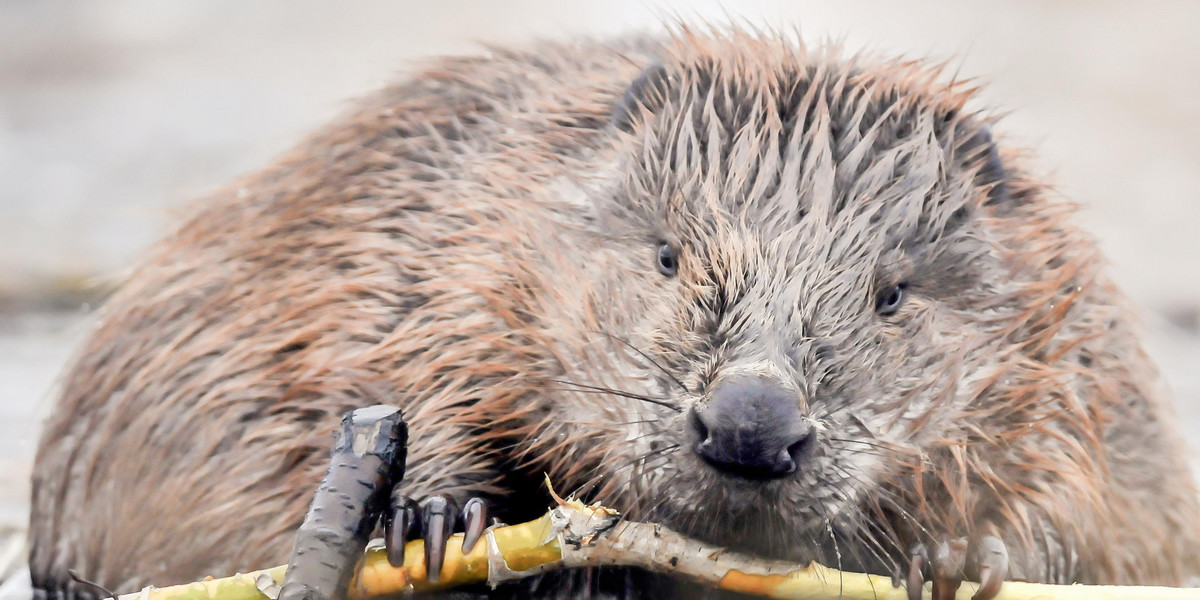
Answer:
xmin=690 ymin=376 xmax=815 ymax=480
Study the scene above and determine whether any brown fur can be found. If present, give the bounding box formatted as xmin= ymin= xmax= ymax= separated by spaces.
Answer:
xmin=29 ymin=26 xmax=1200 ymax=597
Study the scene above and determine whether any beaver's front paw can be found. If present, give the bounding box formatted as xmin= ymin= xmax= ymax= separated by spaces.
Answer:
xmin=905 ymin=536 xmax=1007 ymax=600
xmin=383 ymin=492 xmax=490 ymax=583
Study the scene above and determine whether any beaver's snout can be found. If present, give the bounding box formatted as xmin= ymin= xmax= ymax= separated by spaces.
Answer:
xmin=689 ymin=376 xmax=816 ymax=480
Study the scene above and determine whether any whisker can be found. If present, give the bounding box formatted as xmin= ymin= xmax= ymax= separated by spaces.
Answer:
xmin=825 ymin=518 xmax=844 ymax=597
xmin=547 ymin=378 xmax=683 ymax=413
xmin=540 ymin=386 xmax=672 ymax=404
xmin=587 ymin=329 xmax=688 ymax=393
xmin=546 ymin=416 xmax=663 ymax=428
xmin=570 ymin=443 xmax=680 ymax=500
xmin=610 ymin=417 xmax=664 ymax=426
xmin=830 ymin=446 xmax=888 ymax=459
xmin=828 ymin=462 xmax=932 ymax=544
xmin=820 ymin=482 xmax=899 ymax=576
xmin=636 ymin=478 xmax=680 ymax=520
xmin=828 ymin=437 xmax=903 ymax=453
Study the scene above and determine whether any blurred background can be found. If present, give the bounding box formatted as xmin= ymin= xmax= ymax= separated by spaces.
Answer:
xmin=1 ymin=0 xmax=1198 ymax=587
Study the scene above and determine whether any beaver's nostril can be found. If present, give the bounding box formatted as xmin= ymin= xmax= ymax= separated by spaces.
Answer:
xmin=786 ymin=427 xmax=817 ymax=468
xmin=774 ymin=448 xmax=796 ymax=474
xmin=688 ymin=408 xmax=709 ymax=441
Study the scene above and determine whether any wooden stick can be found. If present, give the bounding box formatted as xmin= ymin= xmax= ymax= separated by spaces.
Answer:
xmin=117 ymin=489 xmax=1200 ymax=600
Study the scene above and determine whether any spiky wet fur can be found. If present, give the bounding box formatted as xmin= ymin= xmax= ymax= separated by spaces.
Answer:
xmin=30 ymin=26 xmax=1200 ymax=598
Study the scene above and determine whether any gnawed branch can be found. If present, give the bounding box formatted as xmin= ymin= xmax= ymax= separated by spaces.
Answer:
xmin=118 ymin=489 xmax=1200 ymax=600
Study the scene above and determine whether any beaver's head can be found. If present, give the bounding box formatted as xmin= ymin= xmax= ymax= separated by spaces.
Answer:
xmin=552 ymin=31 xmax=1045 ymax=570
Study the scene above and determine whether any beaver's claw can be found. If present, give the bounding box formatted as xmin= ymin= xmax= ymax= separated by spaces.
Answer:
xmin=972 ymin=537 xmax=1008 ymax=599
xmin=906 ymin=536 xmax=1008 ymax=600
xmin=383 ymin=492 xmax=490 ymax=583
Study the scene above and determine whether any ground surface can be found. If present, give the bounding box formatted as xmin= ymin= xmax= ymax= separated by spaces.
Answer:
xmin=1 ymin=0 xmax=1198 ymax=594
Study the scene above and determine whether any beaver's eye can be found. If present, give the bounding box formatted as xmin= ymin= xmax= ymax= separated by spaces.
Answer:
xmin=656 ymin=243 xmax=678 ymax=277
xmin=876 ymin=283 xmax=906 ymax=316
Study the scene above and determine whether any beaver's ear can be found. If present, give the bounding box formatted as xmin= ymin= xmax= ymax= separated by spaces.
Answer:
xmin=612 ymin=61 xmax=670 ymax=133
xmin=960 ymin=125 xmax=1011 ymax=207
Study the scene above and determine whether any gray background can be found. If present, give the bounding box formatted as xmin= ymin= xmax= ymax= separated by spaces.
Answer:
xmin=2 ymin=0 xmax=1198 ymax=585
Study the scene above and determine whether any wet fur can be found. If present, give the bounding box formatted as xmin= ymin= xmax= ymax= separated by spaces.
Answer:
xmin=30 ymin=26 xmax=1200 ymax=598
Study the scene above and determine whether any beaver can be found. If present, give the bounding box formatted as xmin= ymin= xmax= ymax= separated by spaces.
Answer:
xmin=28 ymin=26 xmax=1200 ymax=599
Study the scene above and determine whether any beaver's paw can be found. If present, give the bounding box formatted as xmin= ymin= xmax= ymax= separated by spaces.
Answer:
xmin=905 ymin=536 xmax=1007 ymax=600
xmin=383 ymin=492 xmax=490 ymax=583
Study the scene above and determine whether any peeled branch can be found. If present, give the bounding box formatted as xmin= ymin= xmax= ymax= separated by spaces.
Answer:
xmin=115 ymin=487 xmax=1200 ymax=600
